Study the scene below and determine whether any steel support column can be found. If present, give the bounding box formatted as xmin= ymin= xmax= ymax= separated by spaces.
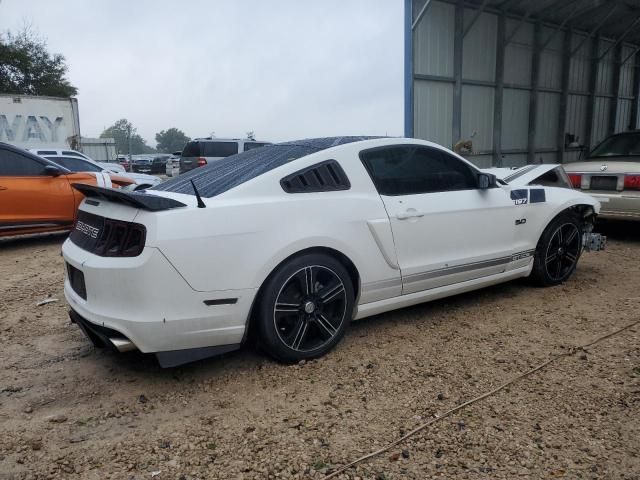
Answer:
xmin=585 ymin=35 xmax=600 ymax=150
xmin=631 ymin=52 xmax=640 ymax=130
xmin=492 ymin=12 xmax=506 ymax=167
xmin=404 ymin=0 xmax=414 ymax=137
xmin=608 ymin=45 xmax=623 ymax=135
xmin=527 ymin=21 xmax=542 ymax=164
xmin=557 ymin=29 xmax=572 ymax=164
xmin=452 ymin=0 xmax=464 ymax=145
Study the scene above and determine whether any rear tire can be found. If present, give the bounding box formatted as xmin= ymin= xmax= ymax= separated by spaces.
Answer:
xmin=256 ymin=253 xmax=354 ymax=363
xmin=530 ymin=211 xmax=583 ymax=287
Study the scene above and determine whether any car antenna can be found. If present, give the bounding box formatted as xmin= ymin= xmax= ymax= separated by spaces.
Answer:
xmin=190 ymin=179 xmax=206 ymax=208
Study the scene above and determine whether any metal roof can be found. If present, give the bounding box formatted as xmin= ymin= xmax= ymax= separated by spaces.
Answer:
xmin=458 ymin=0 xmax=640 ymax=45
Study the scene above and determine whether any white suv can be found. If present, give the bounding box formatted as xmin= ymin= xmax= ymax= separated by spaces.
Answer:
xmin=180 ymin=138 xmax=270 ymax=174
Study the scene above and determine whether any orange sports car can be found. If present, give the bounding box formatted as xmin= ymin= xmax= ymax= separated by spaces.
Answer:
xmin=0 ymin=142 xmax=133 ymax=237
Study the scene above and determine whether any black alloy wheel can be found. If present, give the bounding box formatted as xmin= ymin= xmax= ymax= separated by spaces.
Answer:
xmin=257 ymin=253 xmax=354 ymax=362
xmin=544 ymin=223 xmax=581 ymax=282
xmin=273 ymin=265 xmax=347 ymax=352
xmin=531 ymin=211 xmax=583 ymax=286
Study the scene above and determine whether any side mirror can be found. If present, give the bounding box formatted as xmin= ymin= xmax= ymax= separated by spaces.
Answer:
xmin=477 ymin=173 xmax=496 ymax=190
xmin=44 ymin=165 xmax=62 ymax=177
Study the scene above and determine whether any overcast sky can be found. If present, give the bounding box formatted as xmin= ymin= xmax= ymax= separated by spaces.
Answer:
xmin=1 ymin=1 xmax=404 ymax=145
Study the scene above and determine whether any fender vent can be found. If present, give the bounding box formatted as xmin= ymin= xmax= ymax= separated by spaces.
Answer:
xmin=280 ymin=160 xmax=350 ymax=193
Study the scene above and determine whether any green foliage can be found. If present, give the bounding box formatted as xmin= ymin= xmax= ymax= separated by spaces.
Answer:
xmin=155 ymin=128 xmax=191 ymax=153
xmin=100 ymin=119 xmax=155 ymax=155
xmin=0 ymin=26 xmax=77 ymax=97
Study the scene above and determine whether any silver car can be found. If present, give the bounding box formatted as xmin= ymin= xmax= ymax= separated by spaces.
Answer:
xmin=564 ymin=131 xmax=640 ymax=219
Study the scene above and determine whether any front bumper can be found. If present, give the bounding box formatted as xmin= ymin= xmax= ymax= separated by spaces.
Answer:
xmin=62 ymin=239 xmax=257 ymax=356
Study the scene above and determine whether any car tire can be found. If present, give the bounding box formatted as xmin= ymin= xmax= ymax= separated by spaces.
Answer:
xmin=256 ymin=253 xmax=354 ymax=363
xmin=530 ymin=211 xmax=583 ymax=287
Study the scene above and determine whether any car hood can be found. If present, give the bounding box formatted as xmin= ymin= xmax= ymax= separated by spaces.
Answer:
xmin=483 ymin=164 xmax=559 ymax=186
xmin=122 ymin=172 xmax=161 ymax=185
xmin=564 ymin=159 xmax=640 ymax=173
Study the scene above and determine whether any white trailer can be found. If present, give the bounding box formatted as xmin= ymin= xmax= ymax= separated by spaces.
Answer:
xmin=0 ymin=94 xmax=81 ymax=150
xmin=80 ymin=137 xmax=118 ymax=162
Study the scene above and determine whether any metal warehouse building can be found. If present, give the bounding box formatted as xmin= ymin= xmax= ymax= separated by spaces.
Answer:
xmin=404 ymin=0 xmax=640 ymax=167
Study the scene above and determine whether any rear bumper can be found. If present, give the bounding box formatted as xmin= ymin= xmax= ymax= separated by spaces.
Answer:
xmin=69 ymin=309 xmax=241 ymax=367
xmin=62 ymin=238 xmax=257 ymax=355
xmin=69 ymin=309 xmax=136 ymax=352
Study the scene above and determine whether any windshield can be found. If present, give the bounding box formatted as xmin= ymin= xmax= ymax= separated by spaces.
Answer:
xmin=45 ymin=156 xmax=103 ymax=172
xmin=590 ymin=134 xmax=640 ymax=158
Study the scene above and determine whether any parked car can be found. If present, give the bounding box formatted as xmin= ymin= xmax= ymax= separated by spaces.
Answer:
xmin=152 ymin=154 xmax=170 ymax=174
xmin=166 ymin=151 xmax=181 ymax=177
xmin=41 ymin=153 xmax=161 ymax=190
xmin=0 ymin=142 xmax=133 ymax=238
xmin=62 ymin=137 xmax=604 ymax=368
xmin=564 ymin=131 xmax=640 ymax=219
xmin=180 ymin=138 xmax=271 ymax=174
xmin=117 ymin=155 xmax=131 ymax=172
xmin=130 ymin=155 xmax=154 ymax=173
xmin=29 ymin=148 xmax=125 ymax=174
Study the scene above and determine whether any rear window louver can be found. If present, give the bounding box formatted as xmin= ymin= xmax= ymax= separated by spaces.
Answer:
xmin=280 ymin=160 xmax=351 ymax=193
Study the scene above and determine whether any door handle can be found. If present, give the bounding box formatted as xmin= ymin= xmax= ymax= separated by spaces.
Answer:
xmin=396 ymin=208 xmax=424 ymax=220
xmin=0 ymin=186 xmax=7 ymax=191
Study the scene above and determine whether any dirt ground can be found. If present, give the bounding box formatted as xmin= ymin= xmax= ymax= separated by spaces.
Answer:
xmin=1 ymin=221 xmax=639 ymax=480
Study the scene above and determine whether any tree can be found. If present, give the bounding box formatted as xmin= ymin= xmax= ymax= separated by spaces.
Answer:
xmin=100 ymin=119 xmax=154 ymax=155
xmin=0 ymin=26 xmax=77 ymax=97
xmin=155 ymin=128 xmax=191 ymax=153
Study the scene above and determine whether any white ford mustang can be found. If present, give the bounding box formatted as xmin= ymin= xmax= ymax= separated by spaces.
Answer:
xmin=62 ymin=137 xmax=605 ymax=367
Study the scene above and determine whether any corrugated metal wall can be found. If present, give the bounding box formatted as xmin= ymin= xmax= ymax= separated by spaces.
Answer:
xmin=411 ymin=0 xmax=640 ymax=168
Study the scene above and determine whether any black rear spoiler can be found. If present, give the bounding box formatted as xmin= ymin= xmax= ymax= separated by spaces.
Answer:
xmin=72 ymin=184 xmax=187 ymax=211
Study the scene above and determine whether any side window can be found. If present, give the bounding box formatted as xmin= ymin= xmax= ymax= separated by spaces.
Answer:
xmin=202 ymin=142 xmax=238 ymax=157
xmin=0 ymin=150 xmax=46 ymax=176
xmin=280 ymin=160 xmax=350 ymax=193
xmin=360 ymin=146 xmax=477 ymax=195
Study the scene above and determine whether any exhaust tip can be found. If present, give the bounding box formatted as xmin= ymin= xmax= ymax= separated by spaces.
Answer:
xmin=110 ymin=337 xmax=137 ymax=353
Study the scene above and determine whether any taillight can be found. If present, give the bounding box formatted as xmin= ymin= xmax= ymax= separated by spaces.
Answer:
xmin=197 ymin=157 xmax=207 ymax=167
xmin=624 ymin=174 xmax=640 ymax=190
xmin=568 ymin=173 xmax=582 ymax=188
xmin=95 ymin=219 xmax=146 ymax=257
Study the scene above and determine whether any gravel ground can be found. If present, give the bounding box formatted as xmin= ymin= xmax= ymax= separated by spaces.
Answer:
xmin=0 ymin=221 xmax=639 ymax=480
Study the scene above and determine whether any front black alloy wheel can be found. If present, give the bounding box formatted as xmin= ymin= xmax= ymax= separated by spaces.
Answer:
xmin=257 ymin=253 xmax=354 ymax=362
xmin=543 ymin=223 xmax=581 ymax=282
xmin=531 ymin=211 xmax=583 ymax=286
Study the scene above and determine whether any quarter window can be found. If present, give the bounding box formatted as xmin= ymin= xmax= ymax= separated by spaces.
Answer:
xmin=0 ymin=150 xmax=46 ymax=176
xmin=360 ymin=146 xmax=477 ymax=196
